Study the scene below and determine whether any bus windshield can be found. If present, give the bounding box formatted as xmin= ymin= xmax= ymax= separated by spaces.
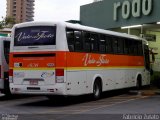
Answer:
xmin=14 ymin=26 xmax=56 ymax=46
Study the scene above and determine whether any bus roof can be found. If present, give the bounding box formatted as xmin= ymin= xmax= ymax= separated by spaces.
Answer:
xmin=13 ymin=21 xmax=147 ymax=43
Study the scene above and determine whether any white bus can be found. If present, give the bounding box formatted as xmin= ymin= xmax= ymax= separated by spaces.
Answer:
xmin=9 ymin=22 xmax=151 ymax=99
xmin=0 ymin=36 xmax=10 ymax=95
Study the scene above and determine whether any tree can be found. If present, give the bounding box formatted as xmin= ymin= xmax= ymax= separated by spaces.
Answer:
xmin=0 ymin=16 xmax=16 ymax=28
xmin=4 ymin=16 xmax=16 ymax=26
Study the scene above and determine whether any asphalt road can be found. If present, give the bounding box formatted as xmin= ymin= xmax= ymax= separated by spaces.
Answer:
xmin=0 ymin=90 xmax=160 ymax=120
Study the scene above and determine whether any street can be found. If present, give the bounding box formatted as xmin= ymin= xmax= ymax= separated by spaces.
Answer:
xmin=0 ymin=89 xmax=160 ymax=120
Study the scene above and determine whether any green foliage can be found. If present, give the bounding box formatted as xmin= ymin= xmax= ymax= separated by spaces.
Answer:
xmin=4 ymin=16 xmax=16 ymax=25
xmin=0 ymin=16 xmax=16 ymax=28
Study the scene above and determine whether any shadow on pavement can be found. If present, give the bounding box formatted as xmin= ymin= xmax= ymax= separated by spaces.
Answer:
xmin=19 ymin=89 xmax=131 ymax=107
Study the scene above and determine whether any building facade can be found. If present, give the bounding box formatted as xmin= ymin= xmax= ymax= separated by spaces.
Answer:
xmin=6 ymin=0 xmax=35 ymax=23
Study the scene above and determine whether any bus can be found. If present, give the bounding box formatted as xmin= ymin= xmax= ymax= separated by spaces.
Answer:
xmin=9 ymin=22 xmax=151 ymax=99
xmin=0 ymin=36 xmax=10 ymax=95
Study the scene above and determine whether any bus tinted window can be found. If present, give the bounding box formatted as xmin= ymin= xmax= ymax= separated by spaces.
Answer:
xmin=74 ymin=31 xmax=83 ymax=52
xmin=137 ymin=41 xmax=143 ymax=56
xmin=99 ymin=35 xmax=106 ymax=53
xmin=128 ymin=40 xmax=134 ymax=55
xmin=66 ymin=29 xmax=83 ymax=52
xmin=66 ymin=28 xmax=143 ymax=56
xmin=90 ymin=33 xmax=99 ymax=52
xmin=3 ymin=41 xmax=10 ymax=64
xmin=14 ymin=26 xmax=56 ymax=46
xmin=112 ymin=38 xmax=118 ymax=53
xmin=83 ymin=32 xmax=91 ymax=52
xmin=117 ymin=38 xmax=124 ymax=54
xmin=66 ymin=29 xmax=75 ymax=52
xmin=106 ymin=36 xmax=112 ymax=53
xmin=124 ymin=39 xmax=129 ymax=54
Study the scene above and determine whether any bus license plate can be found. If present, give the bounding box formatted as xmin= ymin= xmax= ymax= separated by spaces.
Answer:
xmin=30 ymin=80 xmax=38 ymax=85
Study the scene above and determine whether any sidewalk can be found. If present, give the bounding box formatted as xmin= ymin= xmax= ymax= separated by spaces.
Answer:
xmin=128 ymin=86 xmax=160 ymax=96
xmin=140 ymin=87 xmax=160 ymax=96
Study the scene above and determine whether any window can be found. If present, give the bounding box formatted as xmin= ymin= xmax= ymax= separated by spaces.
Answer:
xmin=137 ymin=41 xmax=143 ymax=56
xmin=83 ymin=32 xmax=91 ymax=52
xmin=117 ymin=38 xmax=124 ymax=54
xmin=133 ymin=41 xmax=138 ymax=55
xmin=66 ymin=29 xmax=83 ymax=52
xmin=66 ymin=27 xmax=143 ymax=56
xmin=112 ymin=37 xmax=118 ymax=53
xmin=99 ymin=35 xmax=106 ymax=53
xmin=74 ymin=31 xmax=83 ymax=52
xmin=128 ymin=40 xmax=134 ymax=55
xmin=90 ymin=33 xmax=99 ymax=52
xmin=66 ymin=29 xmax=74 ymax=52
xmin=124 ymin=39 xmax=129 ymax=54
xmin=106 ymin=35 xmax=112 ymax=53
xmin=14 ymin=26 xmax=56 ymax=46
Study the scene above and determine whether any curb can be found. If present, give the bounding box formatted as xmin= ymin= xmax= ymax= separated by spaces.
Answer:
xmin=141 ymin=90 xmax=156 ymax=96
xmin=128 ymin=89 xmax=158 ymax=96
xmin=155 ymin=90 xmax=160 ymax=95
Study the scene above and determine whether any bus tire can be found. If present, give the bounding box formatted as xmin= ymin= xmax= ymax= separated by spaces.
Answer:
xmin=92 ymin=79 xmax=102 ymax=100
xmin=4 ymin=79 xmax=12 ymax=97
xmin=136 ymin=75 xmax=142 ymax=90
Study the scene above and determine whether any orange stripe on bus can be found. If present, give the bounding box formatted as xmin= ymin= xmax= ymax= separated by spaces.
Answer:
xmin=10 ymin=51 xmax=144 ymax=69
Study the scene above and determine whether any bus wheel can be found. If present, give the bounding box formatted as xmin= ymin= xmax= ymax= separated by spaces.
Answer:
xmin=136 ymin=76 xmax=142 ymax=90
xmin=93 ymin=79 xmax=102 ymax=100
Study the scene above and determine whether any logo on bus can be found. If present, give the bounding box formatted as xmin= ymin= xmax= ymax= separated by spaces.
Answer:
xmin=82 ymin=54 xmax=110 ymax=66
xmin=27 ymin=63 xmax=39 ymax=67
xmin=15 ymin=31 xmax=55 ymax=42
xmin=41 ymin=72 xmax=54 ymax=78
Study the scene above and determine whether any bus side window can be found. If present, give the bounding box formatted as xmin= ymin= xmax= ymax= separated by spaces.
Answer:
xmin=99 ymin=35 xmax=106 ymax=53
xmin=129 ymin=40 xmax=137 ymax=55
xmin=137 ymin=41 xmax=143 ymax=56
xmin=133 ymin=41 xmax=138 ymax=55
xmin=74 ymin=30 xmax=83 ymax=52
xmin=128 ymin=39 xmax=134 ymax=55
xmin=117 ymin=38 xmax=124 ymax=54
xmin=90 ymin=33 xmax=99 ymax=53
xmin=66 ymin=29 xmax=75 ymax=52
xmin=124 ymin=39 xmax=129 ymax=54
xmin=83 ymin=32 xmax=91 ymax=52
xmin=112 ymin=37 xmax=118 ymax=54
xmin=106 ymin=35 xmax=112 ymax=53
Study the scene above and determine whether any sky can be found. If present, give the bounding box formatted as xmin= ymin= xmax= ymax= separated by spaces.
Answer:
xmin=0 ymin=0 xmax=93 ymax=21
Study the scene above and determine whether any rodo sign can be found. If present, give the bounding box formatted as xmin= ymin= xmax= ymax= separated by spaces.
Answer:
xmin=113 ymin=0 xmax=153 ymax=21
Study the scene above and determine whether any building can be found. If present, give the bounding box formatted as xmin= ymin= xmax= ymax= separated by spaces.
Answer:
xmin=80 ymin=0 xmax=160 ymax=71
xmin=6 ymin=0 xmax=35 ymax=23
